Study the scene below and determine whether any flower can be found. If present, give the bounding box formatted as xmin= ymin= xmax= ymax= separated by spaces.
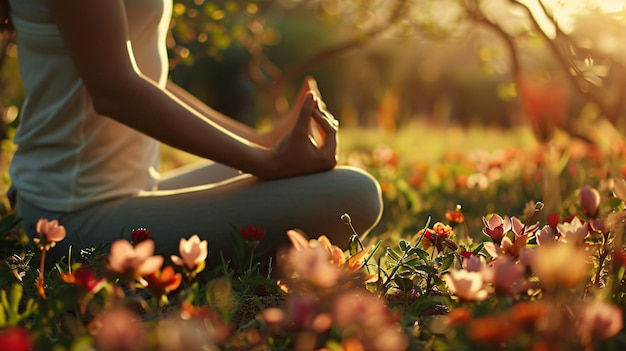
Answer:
xmin=510 ymin=301 xmax=548 ymax=327
xmin=492 ymin=257 xmax=527 ymax=295
xmin=482 ymin=214 xmax=511 ymax=244
xmin=92 ymin=307 xmax=146 ymax=351
xmin=578 ymin=300 xmax=623 ymax=341
xmin=0 ymin=327 xmax=34 ymax=351
xmin=143 ymin=265 xmax=182 ymax=298
xmin=445 ymin=208 xmax=465 ymax=225
xmin=107 ymin=239 xmax=163 ymax=281
xmin=580 ymin=185 xmax=601 ymax=218
xmin=333 ymin=290 xmax=408 ymax=351
xmin=536 ymin=225 xmax=556 ymax=245
xmin=466 ymin=314 xmax=520 ymax=344
xmin=131 ymin=227 xmax=151 ymax=244
xmin=60 ymin=267 xmax=106 ymax=293
xmin=526 ymin=243 xmax=590 ymax=289
xmin=556 ymin=216 xmax=589 ymax=245
xmin=241 ymin=225 xmax=266 ymax=242
xmin=286 ymin=243 xmax=341 ymax=288
xmin=33 ymin=218 xmax=66 ymax=250
xmin=420 ymin=222 xmax=456 ymax=252
xmin=444 ymin=269 xmax=489 ymax=301
xmin=613 ymin=177 xmax=626 ymax=203
xmin=170 ymin=234 xmax=208 ymax=274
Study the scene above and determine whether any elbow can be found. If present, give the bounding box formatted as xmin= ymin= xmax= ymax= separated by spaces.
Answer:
xmin=87 ymin=76 xmax=137 ymax=118
xmin=91 ymin=94 xmax=118 ymax=117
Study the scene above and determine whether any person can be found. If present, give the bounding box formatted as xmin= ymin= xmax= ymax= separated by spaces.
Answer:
xmin=1 ymin=0 xmax=382 ymax=266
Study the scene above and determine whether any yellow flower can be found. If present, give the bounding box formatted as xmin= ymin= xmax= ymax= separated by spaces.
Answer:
xmin=526 ymin=243 xmax=590 ymax=289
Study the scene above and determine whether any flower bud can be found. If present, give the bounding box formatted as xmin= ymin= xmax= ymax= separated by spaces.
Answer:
xmin=580 ymin=185 xmax=601 ymax=218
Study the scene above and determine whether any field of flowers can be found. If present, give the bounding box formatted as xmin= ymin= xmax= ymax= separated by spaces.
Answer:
xmin=1 ymin=122 xmax=626 ymax=351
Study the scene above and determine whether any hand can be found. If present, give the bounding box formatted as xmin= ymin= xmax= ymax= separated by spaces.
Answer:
xmin=263 ymin=77 xmax=325 ymax=146
xmin=255 ymin=92 xmax=339 ymax=179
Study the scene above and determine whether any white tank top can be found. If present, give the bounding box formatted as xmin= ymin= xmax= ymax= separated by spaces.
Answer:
xmin=9 ymin=0 xmax=171 ymax=211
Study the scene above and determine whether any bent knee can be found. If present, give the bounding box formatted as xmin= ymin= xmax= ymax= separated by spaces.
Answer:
xmin=332 ymin=166 xmax=383 ymax=234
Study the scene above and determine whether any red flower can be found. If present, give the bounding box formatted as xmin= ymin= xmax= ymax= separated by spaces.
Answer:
xmin=241 ymin=225 xmax=266 ymax=242
xmin=60 ymin=267 xmax=105 ymax=293
xmin=131 ymin=228 xmax=151 ymax=244
xmin=0 ymin=327 xmax=34 ymax=351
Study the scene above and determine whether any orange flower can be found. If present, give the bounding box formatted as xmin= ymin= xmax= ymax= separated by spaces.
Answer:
xmin=446 ymin=307 xmax=473 ymax=325
xmin=33 ymin=218 xmax=66 ymax=250
xmin=420 ymin=222 xmax=456 ymax=252
xmin=510 ymin=301 xmax=548 ymax=327
xmin=170 ymin=234 xmax=208 ymax=274
xmin=445 ymin=209 xmax=465 ymax=225
xmin=106 ymin=239 xmax=163 ymax=281
xmin=143 ymin=266 xmax=182 ymax=298
xmin=467 ymin=314 xmax=520 ymax=344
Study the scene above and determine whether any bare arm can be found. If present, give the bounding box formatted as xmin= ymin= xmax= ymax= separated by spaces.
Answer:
xmin=48 ymin=0 xmax=337 ymax=179
xmin=165 ymin=77 xmax=323 ymax=148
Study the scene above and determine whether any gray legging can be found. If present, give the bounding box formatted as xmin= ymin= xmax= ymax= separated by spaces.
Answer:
xmin=16 ymin=162 xmax=383 ymax=267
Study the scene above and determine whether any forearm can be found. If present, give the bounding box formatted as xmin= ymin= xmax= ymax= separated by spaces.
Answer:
xmin=165 ymin=81 xmax=275 ymax=148
xmin=95 ymin=74 xmax=270 ymax=175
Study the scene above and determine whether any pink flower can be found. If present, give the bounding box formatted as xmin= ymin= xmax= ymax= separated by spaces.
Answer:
xmin=482 ymin=214 xmax=511 ymax=244
xmin=578 ymin=300 xmax=623 ymax=341
xmin=556 ymin=216 xmax=589 ymax=245
xmin=107 ymin=239 xmax=163 ymax=280
xmin=287 ymin=244 xmax=341 ymax=288
xmin=444 ymin=269 xmax=489 ymax=301
xmin=93 ymin=307 xmax=146 ymax=351
xmin=170 ymin=234 xmax=208 ymax=274
xmin=33 ymin=218 xmax=66 ymax=250
xmin=613 ymin=177 xmax=626 ymax=203
xmin=536 ymin=225 xmax=556 ymax=245
xmin=580 ymin=185 xmax=601 ymax=218
xmin=492 ymin=257 xmax=527 ymax=295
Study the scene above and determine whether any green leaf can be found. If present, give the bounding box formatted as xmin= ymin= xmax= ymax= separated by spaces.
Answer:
xmin=386 ymin=247 xmax=402 ymax=262
xmin=414 ymin=265 xmax=439 ymax=275
xmin=9 ymin=283 xmax=22 ymax=314
xmin=394 ymin=276 xmax=414 ymax=292
xmin=435 ymin=253 xmax=455 ymax=272
xmin=399 ymin=239 xmax=409 ymax=251
xmin=0 ymin=297 xmax=5 ymax=326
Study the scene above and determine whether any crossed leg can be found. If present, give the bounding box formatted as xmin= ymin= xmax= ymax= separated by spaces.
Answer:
xmin=18 ymin=163 xmax=383 ymax=267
